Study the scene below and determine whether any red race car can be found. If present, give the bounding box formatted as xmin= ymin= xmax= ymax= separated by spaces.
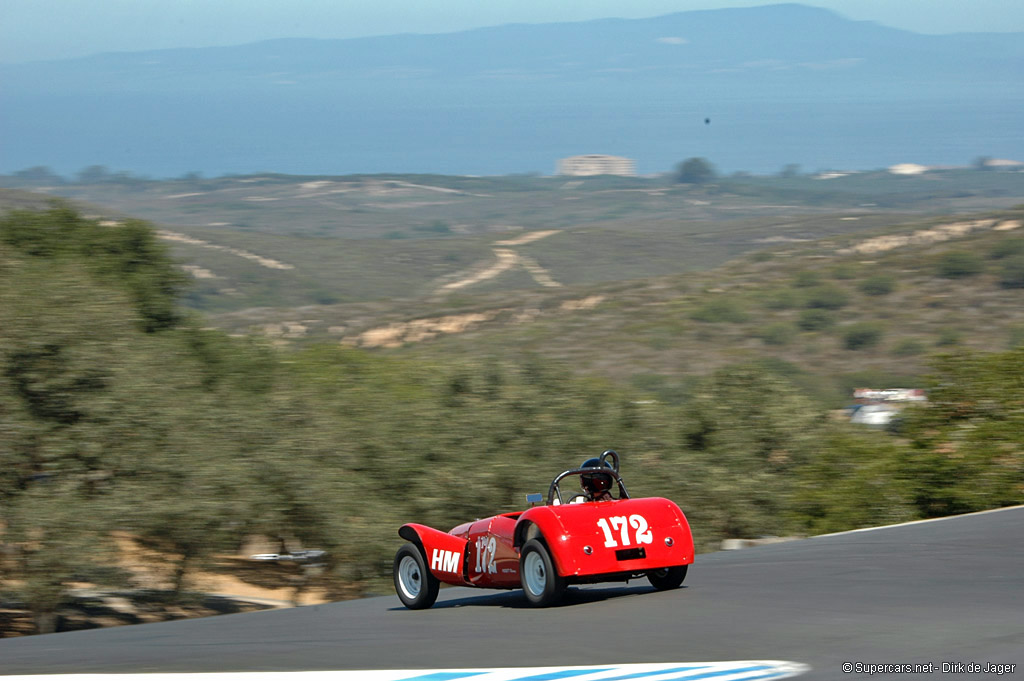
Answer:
xmin=393 ymin=450 xmax=694 ymax=608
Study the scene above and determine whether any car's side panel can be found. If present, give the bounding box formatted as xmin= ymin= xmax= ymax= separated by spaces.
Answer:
xmin=518 ymin=498 xmax=694 ymax=579
xmin=515 ymin=506 xmax=577 ymax=577
xmin=398 ymin=523 xmax=469 ymax=586
xmin=465 ymin=513 xmax=520 ymax=588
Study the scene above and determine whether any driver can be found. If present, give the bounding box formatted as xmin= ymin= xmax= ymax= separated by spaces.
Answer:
xmin=579 ymin=458 xmax=615 ymax=502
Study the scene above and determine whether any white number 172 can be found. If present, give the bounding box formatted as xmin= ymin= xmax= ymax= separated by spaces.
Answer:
xmin=596 ymin=514 xmax=653 ymax=548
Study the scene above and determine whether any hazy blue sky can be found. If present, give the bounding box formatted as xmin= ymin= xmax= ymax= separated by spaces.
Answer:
xmin=3 ymin=0 xmax=1023 ymax=63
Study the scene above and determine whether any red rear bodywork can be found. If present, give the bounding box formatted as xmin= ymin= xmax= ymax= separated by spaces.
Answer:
xmin=516 ymin=497 xmax=693 ymax=580
xmin=400 ymin=496 xmax=692 ymax=587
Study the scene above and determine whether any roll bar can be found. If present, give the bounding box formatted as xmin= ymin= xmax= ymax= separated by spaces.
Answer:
xmin=547 ymin=450 xmax=629 ymax=505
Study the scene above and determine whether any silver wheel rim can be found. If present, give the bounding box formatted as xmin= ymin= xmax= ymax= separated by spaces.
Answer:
xmin=398 ymin=555 xmax=422 ymax=600
xmin=523 ymin=550 xmax=547 ymax=596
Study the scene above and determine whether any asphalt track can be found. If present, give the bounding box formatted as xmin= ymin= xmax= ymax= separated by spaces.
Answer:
xmin=1 ymin=506 xmax=1021 ymax=679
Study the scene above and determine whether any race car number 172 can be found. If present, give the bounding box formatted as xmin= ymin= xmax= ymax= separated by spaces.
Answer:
xmin=596 ymin=514 xmax=653 ymax=548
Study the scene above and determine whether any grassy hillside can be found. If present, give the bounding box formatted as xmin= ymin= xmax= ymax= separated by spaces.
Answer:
xmin=3 ymin=204 xmax=1021 ymax=636
xmin=5 ymin=169 xmax=1022 ymax=316
xmin=198 ymin=207 xmax=1024 ymax=407
xmin=8 ymin=170 xmax=1019 ymax=403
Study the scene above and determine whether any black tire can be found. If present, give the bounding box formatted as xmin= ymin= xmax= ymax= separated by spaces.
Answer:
xmin=393 ymin=543 xmax=440 ymax=609
xmin=647 ymin=564 xmax=688 ymax=590
xmin=519 ymin=538 xmax=566 ymax=607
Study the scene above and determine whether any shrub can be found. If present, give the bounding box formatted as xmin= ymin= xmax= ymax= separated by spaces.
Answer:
xmin=762 ymin=289 xmax=798 ymax=310
xmin=756 ymin=322 xmax=796 ymax=346
xmin=843 ymin=323 xmax=884 ymax=350
xmin=689 ymin=298 xmax=749 ymax=323
xmin=892 ymin=338 xmax=926 ymax=357
xmin=803 ymin=284 xmax=850 ymax=310
xmin=798 ymin=309 xmax=836 ymax=331
xmin=936 ymin=251 xmax=984 ymax=278
xmin=859 ymin=274 xmax=897 ymax=296
xmin=936 ymin=328 xmax=961 ymax=347
xmin=1007 ymin=326 xmax=1024 ymax=349
xmin=792 ymin=270 xmax=821 ymax=288
xmin=988 ymin=237 xmax=1024 ymax=260
xmin=830 ymin=264 xmax=858 ymax=280
xmin=312 ymin=290 xmax=342 ymax=305
xmin=998 ymin=255 xmax=1024 ymax=289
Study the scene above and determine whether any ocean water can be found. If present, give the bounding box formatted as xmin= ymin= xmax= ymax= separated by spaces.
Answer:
xmin=3 ymin=85 xmax=1022 ymax=178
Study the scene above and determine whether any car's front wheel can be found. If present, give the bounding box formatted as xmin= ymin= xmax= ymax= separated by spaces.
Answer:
xmin=394 ymin=543 xmax=440 ymax=609
xmin=519 ymin=538 xmax=566 ymax=607
xmin=647 ymin=564 xmax=688 ymax=590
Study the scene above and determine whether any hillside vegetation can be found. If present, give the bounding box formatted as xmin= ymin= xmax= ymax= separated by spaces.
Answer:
xmin=382 ymin=207 xmax=1024 ymax=404
xmin=165 ymin=197 xmax=1022 ymax=407
xmin=6 ymin=168 xmax=1023 ymax=316
xmin=2 ymin=206 xmax=1022 ymax=635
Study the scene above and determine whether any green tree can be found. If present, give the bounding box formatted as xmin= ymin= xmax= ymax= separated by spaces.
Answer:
xmin=756 ymin=322 xmax=796 ymax=346
xmin=673 ymin=157 xmax=717 ymax=184
xmin=0 ymin=261 xmax=143 ymax=632
xmin=677 ymin=365 xmax=823 ymax=541
xmin=859 ymin=274 xmax=897 ymax=296
xmin=802 ymin=284 xmax=850 ymax=310
xmin=988 ymin=237 xmax=1024 ymax=260
xmin=789 ymin=426 xmax=917 ymax=535
xmin=798 ymin=308 xmax=835 ymax=331
xmin=792 ymin=270 xmax=821 ymax=288
xmin=998 ymin=254 xmax=1024 ymax=289
xmin=972 ymin=156 xmax=993 ymax=171
xmin=0 ymin=205 xmax=186 ymax=332
xmin=689 ymin=297 xmax=749 ymax=323
xmin=936 ymin=250 xmax=984 ymax=278
xmin=1 ymin=484 xmax=122 ymax=633
xmin=10 ymin=166 xmax=65 ymax=185
xmin=843 ymin=323 xmax=884 ymax=350
xmin=75 ymin=165 xmax=112 ymax=184
xmin=899 ymin=348 xmax=1024 ymax=517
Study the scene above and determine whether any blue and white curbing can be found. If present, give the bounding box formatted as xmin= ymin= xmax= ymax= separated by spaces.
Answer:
xmin=363 ymin=661 xmax=809 ymax=681
xmin=3 ymin=660 xmax=809 ymax=681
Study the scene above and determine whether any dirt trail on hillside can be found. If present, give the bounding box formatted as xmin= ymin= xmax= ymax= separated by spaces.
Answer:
xmin=438 ymin=249 xmax=521 ymax=292
xmin=294 ymin=179 xmax=490 ymax=198
xmin=335 ymin=229 xmax=593 ymax=348
xmin=158 ymin=230 xmax=295 ymax=270
xmin=494 ymin=229 xmax=560 ymax=246
xmin=839 ymin=219 xmax=1021 ymax=255
xmin=343 ymin=294 xmax=606 ymax=349
xmin=180 ymin=264 xmax=219 ymax=279
xmin=344 ymin=311 xmax=503 ymax=348
xmin=434 ymin=229 xmax=563 ymax=294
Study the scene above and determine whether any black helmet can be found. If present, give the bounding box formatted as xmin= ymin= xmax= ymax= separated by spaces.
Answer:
xmin=580 ymin=457 xmax=613 ymax=495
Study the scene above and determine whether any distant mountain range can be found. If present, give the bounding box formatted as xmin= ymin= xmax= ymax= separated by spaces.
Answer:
xmin=3 ymin=4 xmax=1022 ymax=177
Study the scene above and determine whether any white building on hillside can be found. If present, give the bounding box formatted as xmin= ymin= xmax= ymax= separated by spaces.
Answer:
xmin=980 ymin=158 xmax=1024 ymax=170
xmin=888 ymin=163 xmax=930 ymax=175
xmin=557 ymin=155 xmax=636 ymax=177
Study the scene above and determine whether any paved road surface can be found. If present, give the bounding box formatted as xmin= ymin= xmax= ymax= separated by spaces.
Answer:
xmin=1 ymin=507 xmax=1021 ymax=679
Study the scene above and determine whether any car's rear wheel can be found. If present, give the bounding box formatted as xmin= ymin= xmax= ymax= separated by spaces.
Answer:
xmin=394 ymin=543 xmax=440 ymax=609
xmin=647 ymin=564 xmax=688 ymax=590
xmin=519 ymin=538 xmax=565 ymax=607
